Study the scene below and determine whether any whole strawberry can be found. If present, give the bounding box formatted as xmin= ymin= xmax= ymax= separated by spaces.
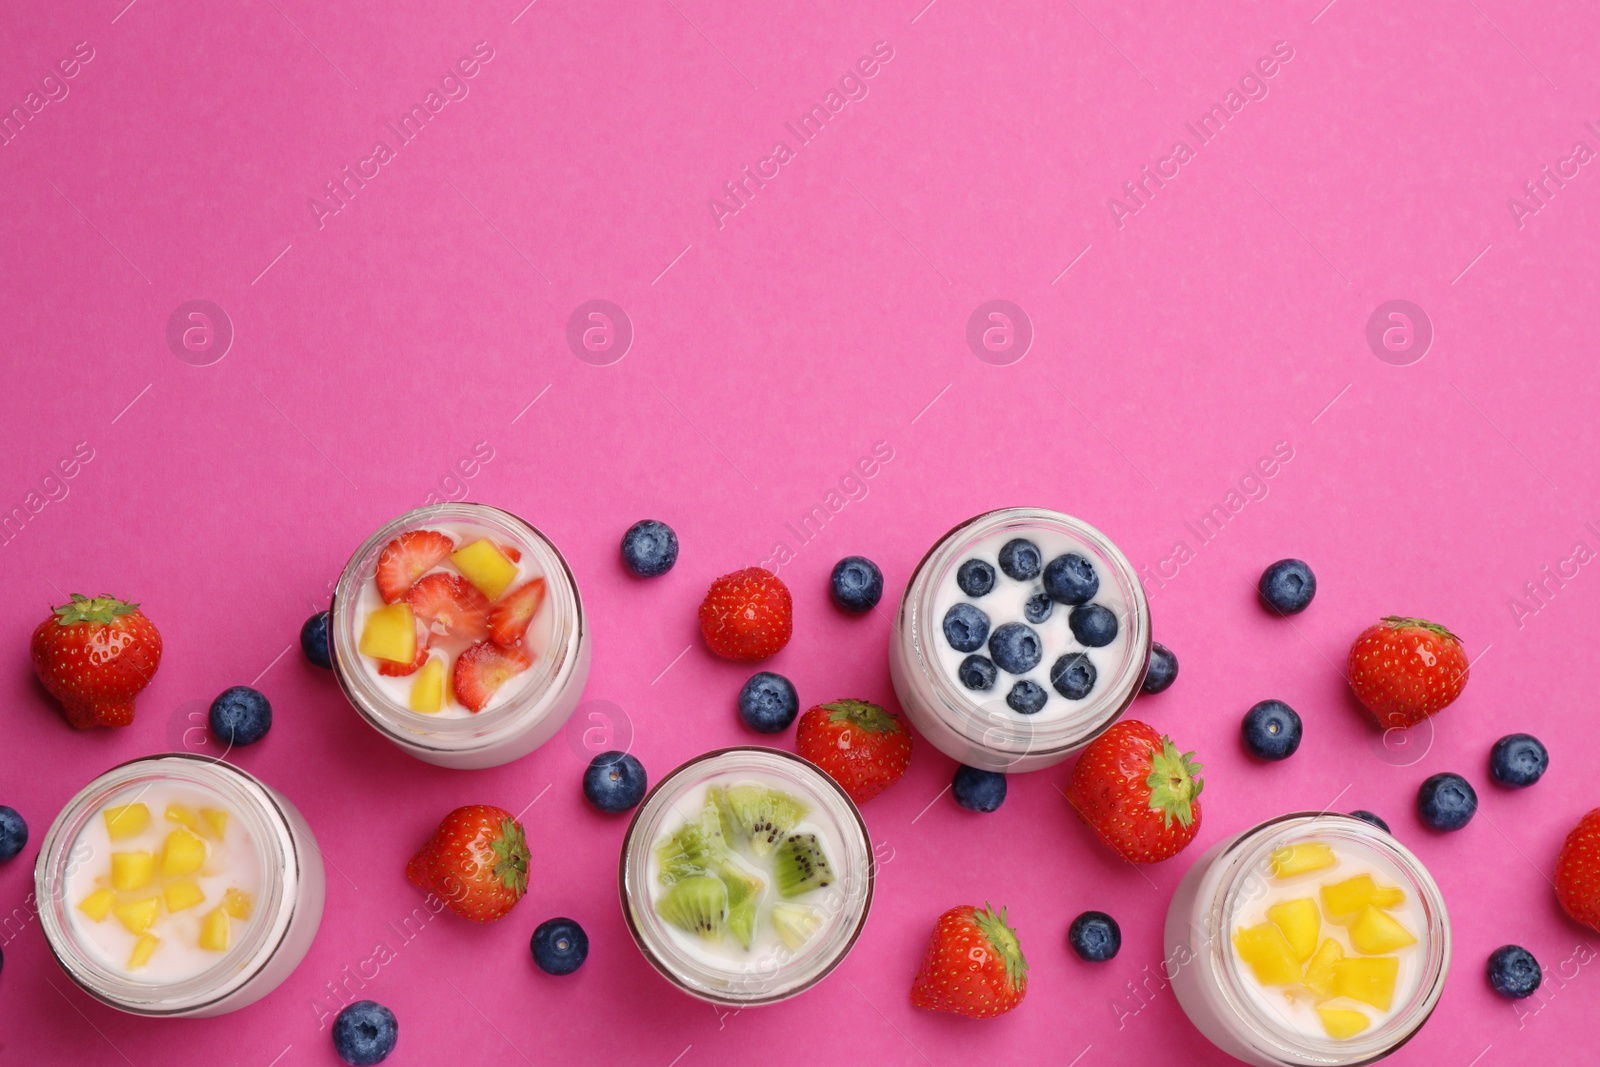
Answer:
xmin=406 ymin=805 xmax=529 ymax=922
xmin=1065 ymin=719 xmax=1203 ymax=864
xmin=1555 ymin=808 xmax=1600 ymax=931
xmin=911 ymin=903 xmax=1028 ymax=1018
xmin=1348 ymin=616 xmax=1469 ymax=729
xmin=31 ymin=594 xmax=162 ymax=729
xmin=796 ymin=699 xmax=912 ymax=804
xmin=698 ymin=567 xmax=792 ymax=661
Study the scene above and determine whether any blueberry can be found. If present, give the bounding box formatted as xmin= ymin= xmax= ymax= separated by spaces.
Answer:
xmin=1417 ymin=772 xmax=1477 ymax=831
xmin=1486 ymin=945 xmax=1542 ymax=999
xmin=1043 ymin=553 xmax=1099 ymax=605
xmin=958 ymin=655 xmax=997 ymax=691
xmin=620 ymin=519 xmax=678 ymax=578
xmin=830 ymin=556 xmax=883 ymax=613
xmin=332 ymin=1000 xmax=398 ymax=1066
xmin=1069 ymin=604 xmax=1119 ymax=647
xmin=952 ymin=765 xmax=1006 ymax=812
xmin=0 ymin=807 xmax=27 ymax=862
xmin=956 ymin=558 xmax=995 ymax=597
xmin=1241 ymin=700 xmax=1302 ymax=761
xmin=1007 ymin=680 xmax=1048 ymax=715
xmin=988 ymin=623 xmax=1043 ymax=675
xmin=209 ymin=686 xmax=272 ymax=747
xmin=1050 ymin=653 xmax=1097 ymax=700
xmin=1349 ymin=810 xmax=1391 ymax=833
xmin=1142 ymin=642 xmax=1178 ymax=694
xmin=300 ymin=610 xmax=332 ymax=669
xmin=1023 ymin=593 xmax=1053 ymax=624
xmin=583 ymin=751 xmax=648 ymax=813
xmin=997 ymin=538 xmax=1042 ymax=581
xmin=531 ymin=917 xmax=590 ymax=976
xmin=1489 ymin=733 xmax=1548 ymax=788
xmin=737 ymin=672 xmax=799 ymax=734
xmin=1258 ymin=558 xmax=1316 ymax=615
xmin=1068 ymin=911 xmax=1121 ymax=962
xmin=942 ymin=603 xmax=991 ymax=653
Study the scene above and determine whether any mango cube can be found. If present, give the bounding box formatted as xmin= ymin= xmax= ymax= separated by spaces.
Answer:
xmin=1267 ymin=898 xmax=1321 ymax=961
xmin=163 ymin=879 xmax=206 ymax=913
xmin=128 ymin=933 xmax=159 ymax=970
xmin=1234 ymin=922 xmax=1302 ymax=986
xmin=1332 ymin=955 xmax=1399 ymax=1011
xmin=202 ymin=809 xmax=229 ymax=839
xmin=222 ymin=888 xmax=254 ymax=919
xmin=111 ymin=851 xmax=156 ymax=891
xmin=451 ymin=539 xmax=518 ymax=600
xmin=1348 ymin=906 xmax=1416 ymax=954
xmin=1317 ymin=1006 xmax=1370 ymax=1040
xmin=409 ymin=657 xmax=445 ymax=713
xmin=1269 ymin=842 xmax=1337 ymax=878
xmin=1321 ymin=874 xmax=1405 ymax=920
xmin=199 ymin=908 xmax=231 ymax=952
xmin=360 ymin=602 xmax=418 ymax=663
xmin=161 ymin=828 xmax=207 ymax=878
xmin=1303 ymin=937 xmax=1345 ymax=998
xmin=103 ymin=803 xmax=150 ymax=840
xmin=112 ymin=896 xmax=160 ymax=935
xmin=164 ymin=803 xmax=204 ymax=834
xmin=77 ymin=888 xmax=116 ymax=922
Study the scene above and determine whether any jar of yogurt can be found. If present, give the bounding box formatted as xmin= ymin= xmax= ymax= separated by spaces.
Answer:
xmin=619 ymin=748 xmax=874 ymax=1005
xmin=330 ymin=503 xmax=591 ymax=769
xmin=35 ymin=754 xmax=325 ymax=1017
xmin=889 ymin=508 xmax=1151 ymax=772
xmin=1165 ymin=812 xmax=1450 ymax=1066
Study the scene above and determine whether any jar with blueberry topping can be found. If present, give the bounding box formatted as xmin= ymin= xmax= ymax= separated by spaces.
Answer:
xmin=888 ymin=508 xmax=1151 ymax=772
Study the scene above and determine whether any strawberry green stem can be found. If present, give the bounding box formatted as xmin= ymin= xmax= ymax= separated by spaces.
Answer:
xmin=52 ymin=594 xmax=139 ymax=626
xmin=1145 ymin=737 xmax=1204 ymax=829
xmin=1381 ymin=616 xmax=1461 ymax=644
xmin=974 ymin=903 xmax=1028 ymax=987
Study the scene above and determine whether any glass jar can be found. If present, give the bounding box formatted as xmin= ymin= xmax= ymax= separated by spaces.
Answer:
xmin=330 ymin=502 xmax=591 ymax=769
xmin=619 ymin=748 xmax=874 ymax=1005
xmin=1165 ymin=812 xmax=1451 ymax=1066
xmin=35 ymin=754 xmax=325 ymax=1017
xmin=889 ymin=507 xmax=1151 ymax=772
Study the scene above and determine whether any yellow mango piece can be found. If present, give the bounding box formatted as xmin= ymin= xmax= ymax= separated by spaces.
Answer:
xmin=222 ymin=887 xmax=254 ymax=919
xmin=450 ymin=539 xmax=518 ymax=600
xmin=359 ymin=602 xmax=417 ymax=664
xmin=1269 ymin=842 xmax=1337 ymax=878
xmin=161 ymin=828 xmax=207 ymax=878
xmin=128 ymin=933 xmax=159 ymax=970
xmin=1317 ymin=1006 xmax=1370 ymax=1040
xmin=103 ymin=803 xmax=150 ymax=840
xmin=409 ymin=657 xmax=445 ymax=713
xmin=111 ymin=851 xmax=156 ymax=891
xmin=1320 ymin=874 xmax=1406 ymax=920
xmin=163 ymin=879 xmax=206 ymax=912
xmin=77 ymin=888 xmax=116 ymax=922
xmin=1233 ymin=922 xmax=1302 ymax=986
xmin=199 ymin=908 xmax=230 ymax=952
xmin=1372 ymin=885 xmax=1406 ymax=909
xmin=1332 ymin=955 xmax=1399 ymax=1012
xmin=1348 ymin=906 xmax=1417 ymax=954
xmin=1303 ymin=938 xmax=1345 ymax=998
xmin=164 ymin=803 xmax=204 ymax=834
xmin=202 ymin=809 xmax=229 ymax=839
xmin=112 ymin=896 xmax=160 ymax=935
xmin=1267 ymin=898 xmax=1321 ymax=962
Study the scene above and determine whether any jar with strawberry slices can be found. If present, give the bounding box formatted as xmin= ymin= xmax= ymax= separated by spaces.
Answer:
xmin=330 ymin=503 xmax=591 ymax=769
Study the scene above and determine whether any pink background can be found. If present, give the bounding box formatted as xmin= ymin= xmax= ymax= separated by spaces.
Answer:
xmin=3 ymin=0 xmax=1599 ymax=1062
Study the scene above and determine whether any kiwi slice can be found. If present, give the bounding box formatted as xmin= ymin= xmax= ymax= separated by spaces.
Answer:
xmin=655 ymin=799 xmax=728 ymax=884
xmin=771 ymin=903 xmax=824 ymax=951
xmin=656 ymin=874 xmax=728 ymax=940
xmin=711 ymin=784 xmax=809 ymax=857
xmin=720 ymin=864 xmax=764 ymax=949
xmin=774 ymin=833 xmax=834 ymax=898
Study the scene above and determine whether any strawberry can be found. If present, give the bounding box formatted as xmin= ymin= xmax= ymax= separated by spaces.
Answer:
xmin=795 ymin=699 xmax=912 ymax=803
xmin=30 ymin=594 xmax=163 ymax=729
xmin=910 ymin=903 xmax=1028 ymax=1018
xmin=1555 ymin=808 xmax=1600 ymax=931
xmin=406 ymin=573 xmax=490 ymax=641
xmin=452 ymin=641 xmax=534 ymax=712
xmin=375 ymin=529 xmax=455 ymax=603
xmin=1065 ymin=719 xmax=1203 ymax=864
xmin=406 ymin=804 xmax=529 ymax=922
xmin=1347 ymin=616 xmax=1469 ymax=729
xmin=698 ymin=567 xmax=793 ymax=661
xmin=488 ymin=578 xmax=546 ymax=648
xmin=376 ymin=635 xmax=430 ymax=677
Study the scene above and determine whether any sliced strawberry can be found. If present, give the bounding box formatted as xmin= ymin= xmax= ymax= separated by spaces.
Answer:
xmin=375 ymin=530 xmax=455 ymax=603
xmin=377 ymin=639 xmax=431 ymax=677
xmin=406 ymin=573 xmax=491 ymax=641
xmin=452 ymin=641 xmax=534 ymax=713
xmin=500 ymin=543 xmax=522 ymax=563
xmin=489 ymin=579 xmax=546 ymax=648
